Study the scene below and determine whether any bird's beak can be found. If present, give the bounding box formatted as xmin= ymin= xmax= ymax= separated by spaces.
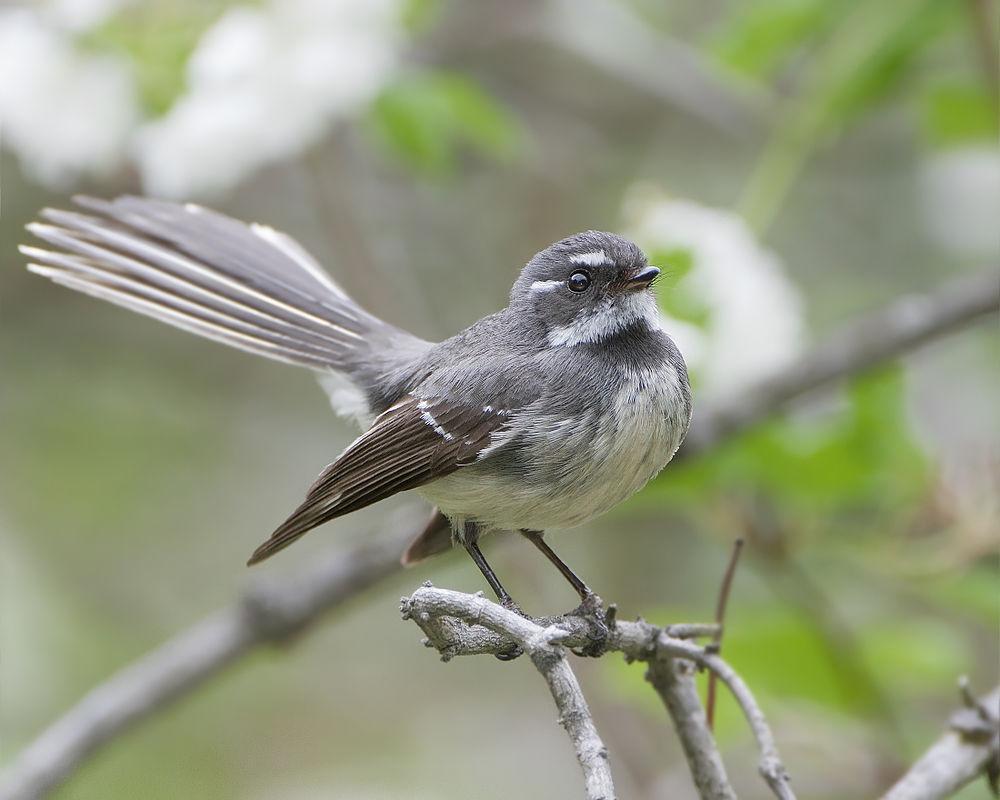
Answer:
xmin=624 ymin=265 xmax=660 ymax=291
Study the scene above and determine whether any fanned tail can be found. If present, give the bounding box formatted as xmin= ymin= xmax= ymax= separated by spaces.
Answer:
xmin=20 ymin=195 xmax=418 ymax=373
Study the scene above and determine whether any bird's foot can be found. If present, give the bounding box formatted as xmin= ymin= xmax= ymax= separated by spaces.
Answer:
xmin=565 ymin=592 xmax=614 ymax=658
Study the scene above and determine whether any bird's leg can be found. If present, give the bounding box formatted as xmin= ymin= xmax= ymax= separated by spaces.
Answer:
xmin=520 ymin=529 xmax=593 ymax=601
xmin=520 ymin=529 xmax=609 ymax=657
xmin=461 ymin=523 xmax=523 ymax=661
xmin=461 ymin=523 xmax=520 ymax=612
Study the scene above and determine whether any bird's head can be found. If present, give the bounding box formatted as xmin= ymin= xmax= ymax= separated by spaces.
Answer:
xmin=510 ymin=231 xmax=660 ymax=347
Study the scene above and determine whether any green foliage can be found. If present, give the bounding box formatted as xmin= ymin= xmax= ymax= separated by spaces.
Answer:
xmin=859 ymin=618 xmax=968 ymax=694
xmin=733 ymin=0 xmax=968 ymax=232
xmin=714 ymin=0 xmax=840 ymax=78
xmin=650 ymin=247 xmax=712 ymax=328
xmin=367 ymin=72 xmax=521 ymax=176
xmin=659 ymin=368 xmax=929 ymax=527
xmin=400 ymin=0 xmax=441 ymax=33
xmin=922 ymin=82 xmax=1000 ymax=146
xmin=918 ymin=567 xmax=1000 ymax=626
xmin=80 ymin=2 xmax=233 ymax=116
xmin=814 ymin=0 xmax=958 ymax=127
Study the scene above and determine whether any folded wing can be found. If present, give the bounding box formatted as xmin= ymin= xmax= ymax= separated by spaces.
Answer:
xmin=247 ymin=396 xmax=512 ymax=564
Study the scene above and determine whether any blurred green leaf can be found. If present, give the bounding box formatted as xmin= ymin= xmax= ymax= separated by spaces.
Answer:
xmin=714 ymin=0 xmax=838 ymax=78
xmin=367 ymin=73 xmax=521 ymax=176
xmin=401 ymin=0 xmax=441 ymax=33
xmin=80 ymin=2 xmax=232 ymax=116
xmin=858 ymin=618 xmax=968 ymax=694
xmin=737 ymin=0 xmax=963 ymax=233
xmin=922 ymin=82 xmax=1000 ymax=146
xmin=918 ymin=566 xmax=1000 ymax=625
xmin=819 ymin=0 xmax=958 ymax=125
xmin=663 ymin=368 xmax=928 ymax=514
xmin=651 ymin=247 xmax=712 ymax=328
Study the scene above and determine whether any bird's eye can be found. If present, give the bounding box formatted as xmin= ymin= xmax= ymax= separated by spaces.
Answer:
xmin=567 ymin=271 xmax=591 ymax=292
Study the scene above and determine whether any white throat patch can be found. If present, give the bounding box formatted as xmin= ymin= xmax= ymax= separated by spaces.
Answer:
xmin=548 ymin=291 xmax=658 ymax=347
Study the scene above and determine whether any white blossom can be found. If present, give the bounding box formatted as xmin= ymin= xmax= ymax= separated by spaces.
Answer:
xmin=920 ymin=146 xmax=1000 ymax=261
xmin=0 ymin=9 xmax=139 ymax=187
xmin=135 ymin=0 xmax=403 ymax=198
xmin=45 ymin=0 xmax=132 ymax=32
xmin=625 ymin=193 xmax=805 ymax=399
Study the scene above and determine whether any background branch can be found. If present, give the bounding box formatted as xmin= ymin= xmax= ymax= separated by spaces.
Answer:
xmin=880 ymin=684 xmax=1000 ymax=800
xmin=683 ymin=269 xmax=1000 ymax=454
xmin=1 ymin=270 xmax=995 ymax=800
xmin=0 ymin=526 xmax=415 ymax=800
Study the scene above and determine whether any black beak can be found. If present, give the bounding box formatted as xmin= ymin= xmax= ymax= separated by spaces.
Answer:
xmin=625 ymin=265 xmax=660 ymax=290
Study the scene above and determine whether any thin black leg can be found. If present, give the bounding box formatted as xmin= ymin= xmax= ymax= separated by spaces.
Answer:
xmin=520 ymin=529 xmax=593 ymax=601
xmin=462 ymin=526 xmax=515 ymax=607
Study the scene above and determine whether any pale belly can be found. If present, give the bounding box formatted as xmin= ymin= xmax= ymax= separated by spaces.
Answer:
xmin=419 ymin=365 xmax=691 ymax=533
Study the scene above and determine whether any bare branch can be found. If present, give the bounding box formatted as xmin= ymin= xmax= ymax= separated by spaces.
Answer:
xmin=0 ymin=525 xmax=415 ymax=800
xmin=684 ymin=269 xmax=1000 ymax=454
xmin=404 ymin=584 xmax=795 ymax=800
xmin=2 ymin=270 xmax=992 ymax=798
xmin=880 ymin=684 xmax=1000 ymax=800
xmin=533 ymin=0 xmax=766 ymax=134
xmin=402 ymin=585 xmax=615 ymax=800
xmin=659 ymin=638 xmax=795 ymax=800
xmin=645 ymin=655 xmax=737 ymax=800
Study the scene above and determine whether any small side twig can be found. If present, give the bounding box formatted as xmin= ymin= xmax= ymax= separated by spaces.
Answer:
xmin=880 ymin=682 xmax=1000 ymax=800
xmin=646 ymin=654 xmax=736 ymax=800
xmin=706 ymin=538 xmax=745 ymax=730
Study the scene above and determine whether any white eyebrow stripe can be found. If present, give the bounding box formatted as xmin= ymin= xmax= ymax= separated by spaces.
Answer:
xmin=529 ymin=279 xmax=563 ymax=292
xmin=569 ymin=250 xmax=612 ymax=266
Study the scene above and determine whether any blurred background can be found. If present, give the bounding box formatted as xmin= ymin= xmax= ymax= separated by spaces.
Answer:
xmin=1 ymin=0 xmax=998 ymax=798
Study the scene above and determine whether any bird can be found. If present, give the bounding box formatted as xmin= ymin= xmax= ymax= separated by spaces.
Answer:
xmin=21 ymin=196 xmax=692 ymax=610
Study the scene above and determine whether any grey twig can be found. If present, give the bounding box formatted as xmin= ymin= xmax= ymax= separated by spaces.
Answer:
xmin=403 ymin=584 xmax=795 ymax=800
xmin=684 ymin=269 xmax=1000 ymax=454
xmin=533 ymin=0 xmax=766 ymax=134
xmin=659 ymin=638 xmax=795 ymax=800
xmin=1 ymin=271 xmax=994 ymax=798
xmin=401 ymin=585 xmax=615 ymax=800
xmin=645 ymin=654 xmax=737 ymax=800
xmin=880 ymin=684 xmax=1000 ymax=800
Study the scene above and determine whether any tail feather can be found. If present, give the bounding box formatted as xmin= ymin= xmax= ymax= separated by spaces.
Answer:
xmin=21 ymin=196 xmax=422 ymax=375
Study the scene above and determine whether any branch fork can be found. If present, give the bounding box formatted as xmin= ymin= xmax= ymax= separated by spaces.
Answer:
xmin=402 ymin=582 xmax=795 ymax=800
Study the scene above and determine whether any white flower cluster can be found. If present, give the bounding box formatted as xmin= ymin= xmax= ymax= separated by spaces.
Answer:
xmin=0 ymin=6 xmax=138 ymax=187
xmin=625 ymin=193 xmax=806 ymax=399
xmin=138 ymin=0 xmax=402 ymax=197
xmin=0 ymin=0 xmax=402 ymax=198
xmin=920 ymin=146 xmax=1000 ymax=261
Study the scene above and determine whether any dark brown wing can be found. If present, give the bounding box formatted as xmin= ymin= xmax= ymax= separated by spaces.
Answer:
xmin=247 ymin=396 xmax=511 ymax=564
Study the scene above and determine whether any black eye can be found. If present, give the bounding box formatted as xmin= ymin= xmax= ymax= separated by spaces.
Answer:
xmin=567 ymin=271 xmax=591 ymax=292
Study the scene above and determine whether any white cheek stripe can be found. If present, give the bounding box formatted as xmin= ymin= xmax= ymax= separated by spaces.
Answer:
xmin=548 ymin=293 xmax=658 ymax=347
xmin=529 ymin=279 xmax=563 ymax=292
xmin=569 ymin=250 xmax=611 ymax=267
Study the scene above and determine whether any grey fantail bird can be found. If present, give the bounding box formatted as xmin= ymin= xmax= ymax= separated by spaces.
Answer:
xmin=21 ymin=196 xmax=691 ymax=608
